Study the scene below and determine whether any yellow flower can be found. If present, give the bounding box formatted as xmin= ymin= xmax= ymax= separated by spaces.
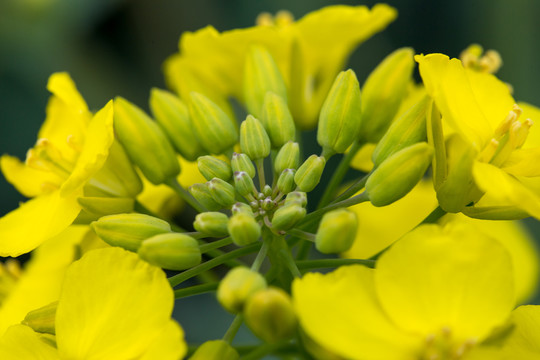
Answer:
xmin=417 ymin=53 xmax=540 ymax=219
xmin=0 ymin=247 xmax=187 ymax=359
xmin=294 ymin=223 xmax=515 ymax=359
xmin=164 ymin=4 xmax=397 ymax=129
xmin=0 ymin=73 xmax=115 ymax=256
xmin=500 ymin=305 xmax=540 ymax=359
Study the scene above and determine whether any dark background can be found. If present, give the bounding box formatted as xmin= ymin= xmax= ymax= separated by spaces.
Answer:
xmin=1 ymin=0 xmax=540 ymax=347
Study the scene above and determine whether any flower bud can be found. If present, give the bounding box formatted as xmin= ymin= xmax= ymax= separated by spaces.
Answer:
xmin=244 ymin=287 xmax=297 ymax=343
xmin=228 ymin=213 xmax=261 ymax=246
xmin=272 ymin=203 xmax=306 ymax=230
xmin=262 ymin=185 xmax=273 ymax=197
xmin=91 ymin=213 xmax=171 ymax=252
xmin=207 ymin=178 xmax=236 ymax=207
xmin=366 ymin=142 xmax=433 ymax=207
xmin=22 ymin=301 xmax=57 ymax=335
xmin=277 ymin=169 xmax=296 ymax=195
xmin=240 ymin=115 xmax=271 ymax=160
xmin=149 ymin=88 xmax=205 ymax=161
xmin=138 ymin=233 xmax=201 ymax=270
xmin=217 ymin=267 xmax=267 ymax=313
xmin=193 ymin=212 xmax=229 ymax=237
xmin=261 ymin=197 xmax=275 ymax=211
xmin=231 ymin=152 xmax=256 ymax=178
xmin=188 ymin=183 xmax=222 ymax=211
xmin=317 ymin=70 xmax=362 ymax=157
xmin=260 ymin=92 xmax=296 ymax=148
xmin=315 ymin=209 xmax=358 ymax=254
xmin=77 ymin=197 xmax=134 ymax=220
xmin=234 ymin=171 xmax=256 ymax=197
xmin=188 ymin=92 xmax=238 ymax=155
xmin=232 ymin=202 xmax=254 ymax=215
xmin=274 ymin=141 xmax=300 ymax=175
xmin=198 ymin=155 xmax=232 ymax=181
xmin=359 ymin=48 xmax=415 ymax=143
xmin=284 ymin=191 xmax=307 ymax=207
xmin=114 ymin=97 xmax=180 ymax=185
xmin=371 ymin=95 xmax=429 ymax=167
xmin=244 ymin=45 xmax=287 ymax=118
xmin=294 ymin=155 xmax=326 ymax=192
xmin=189 ymin=340 xmax=239 ymax=360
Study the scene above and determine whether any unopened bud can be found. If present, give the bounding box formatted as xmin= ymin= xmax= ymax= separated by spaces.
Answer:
xmin=359 ymin=48 xmax=415 ymax=143
xmin=294 ymin=155 xmax=325 ymax=192
xmin=315 ymin=209 xmax=358 ymax=254
xmin=228 ymin=213 xmax=261 ymax=246
xmin=244 ymin=46 xmax=287 ymax=118
xmin=91 ymin=213 xmax=171 ymax=252
xmin=261 ymin=197 xmax=275 ymax=211
xmin=277 ymin=169 xmax=296 ymax=194
xmin=188 ymin=92 xmax=238 ymax=155
xmin=262 ymin=185 xmax=273 ymax=197
xmin=272 ymin=204 xmax=306 ymax=230
xmin=231 ymin=152 xmax=256 ymax=178
xmin=260 ymin=92 xmax=296 ymax=148
xmin=114 ymin=97 xmax=180 ymax=184
xmin=138 ymin=233 xmax=201 ymax=270
xmin=188 ymin=183 xmax=222 ymax=211
xmin=149 ymin=88 xmax=205 ymax=161
xmin=189 ymin=340 xmax=239 ymax=360
xmin=284 ymin=191 xmax=307 ymax=207
xmin=234 ymin=171 xmax=256 ymax=197
xmin=208 ymin=178 xmax=236 ymax=207
xmin=193 ymin=212 xmax=229 ymax=237
xmin=366 ymin=142 xmax=433 ymax=206
xmin=198 ymin=155 xmax=232 ymax=181
xmin=217 ymin=267 xmax=267 ymax=313
xmin=274 ymin=141 xmax=300 ymax=175
xmin=244 ymin=287 xmax=297 ymax=343
xmin=240 ymin=115 xmax=271 ymax=160
xmin=78 ymin=197 xmax=134 ymax=220
xmin=317 ymin=70 xmax=362 ymax=157
xmin=232 ymin=202 xmax=254 ymax=215
xmin=22 ymin=301 xmax=57 ymax=335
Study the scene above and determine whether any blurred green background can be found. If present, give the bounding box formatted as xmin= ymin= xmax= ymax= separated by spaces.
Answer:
xmin=1 ymin=0 xmax=540 ymax=348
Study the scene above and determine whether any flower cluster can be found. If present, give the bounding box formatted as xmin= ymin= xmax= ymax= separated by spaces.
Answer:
xmin=1 ymin=4 xmax=540 ymax=360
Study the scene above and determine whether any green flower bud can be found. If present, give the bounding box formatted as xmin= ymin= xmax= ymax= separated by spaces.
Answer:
xmin=232 ymin=202 xmax=254 ymax=215
xmin=189 ymin=340 xmax=239 ymax=360
xmin=244 ymin=287 xmax=297 ymax=343
xmin=77 ymin=197 xmax=134 ymax=221
xmin=271 ymin=203 xmax=306 ymax=231
xmin=193 ymin=212 xmax=229 ymax=237
xmin=198 ymin=155 xmax=232 ymax=181
xmin=317 ymin=70 xmax=362 ymax=157
xmin=91 ymin=213 xmax=171 ymax=252
xmin=207 ymin=178 xmax=236 ymax=207
xmin=315 ymin=209 xmax=358 ymax=254
xmin=240 ymin=115 xmax=271 ymax=160
xmin=138 ymin=233 xmax=201 ymax=270
xmin=231 ymin=152 xmax=256 ymax=178
xmin=262 ymin=184 xmax=273 ymax=197
xmin=274 ymin=141 xmax=300 ymax=175
xmin=234 ymin=171 xmax=256 ymax=197
xmin=149 ymin=88 xmax=205 ymax=161
xmin=260 ymin=92 xmax=296 ymax=148
xmin=188 ymin=92 xmax=238 ymax=155
xmin=22 ymin=301 xmax=57 ymax=335
xmin=228 ymin=213 xmax=261 ymax=246
xmin=371 ymin=95 xmax=429 ymax=167
xmin=294 ymin=155 xmax=326 ymax=192
xmin=284 ymin=191 xmax=307 ymax=207
xmin=359 ymin=48 xmax=415 ymax=143
xmin=114 ymin=97 xmax=180 ymax=185
xmin=277 ymin=169 xmax=296 ymax=195
xmin=188 ymin=183 xmax=222 ymax=211
xmin=244 ymin=45 xmax=287 ymax=118
xmin=217 ymin=267 xmax=267 ymax=313
xmin=261 ymin=197 xmax=275 ymax=211
xmin=366 ymin=142 xmax=433 ymax=207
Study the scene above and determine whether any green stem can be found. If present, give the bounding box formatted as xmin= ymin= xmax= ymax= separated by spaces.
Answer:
xmin=251 ymin=236 xmax=271 ymax=271
xmin=242 ymin=340 xmax=292 ymax=360
xmin=296 ymin=258 xmax=375 ymax=272
xmin=256 ymin=159 xmax=266 ymax=190
xmin=199 ymin=237 xmax=233 ymax=253
xmin=330 ymin=170 xmax=372 ymax=205
xmin=317 ymin=141 xmax=362 ymax=208
xmin=280 ymin=246 xmax=302 ymax=278
xmin=287 ymin=229 xmax=315 ymax=242
xmin=202 ymin=248 xmax=247 ymax=267
xmin=168 ymin=242 xmax=261 ymax=287
xmin=174 ymin=282 xmax=218 ymax=299
xmin=165 ymin=178 xmax=208 ymax=213
xmin=301 ymin=192 xmax=370 ymax=227
xmin=222 ymin=314 xmax=244 ymax=344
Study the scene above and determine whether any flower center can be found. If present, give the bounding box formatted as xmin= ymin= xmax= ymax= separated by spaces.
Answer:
xmin=421 ymin=327 xmax=477 ymax=360
xmin=460 ymin=44 xmax=502 ymax=74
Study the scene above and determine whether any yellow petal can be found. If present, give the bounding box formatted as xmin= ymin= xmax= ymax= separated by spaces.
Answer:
xmin=60 ymin=101 xmax=114 ymax=196
xmin=501 ymin=305 xmax=540 ymax=359
xmin=56 ymin=247 xmax=183 ymax=359
xmin=178 ymin=156 xmax=206 ymax=188
xmin=518 ymin=101 xmax=540 ymax=149
xmin=46 ymin=72 xmax=88 ymax=114
xmin=0 ymin=325 xmax=58 ymax=359
xmin=375 ymin=224 xmax=515 ymax=343
xmin=140 ymin=320 xmax=187 ymax=360
xmin=0 ymin=190 xmax=81 ymax=257
xmin=1 ymin=154 xmax=62 ymax=197
xmin=473 ymin=161 xmax=540 ymax=219
xmin=293 ymin=266 xmax=420 ymax=359
xmin=350 ymin=143 xmax=376 ymax=172
xmin=500 ymin=147 xmax=540 ymax=177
